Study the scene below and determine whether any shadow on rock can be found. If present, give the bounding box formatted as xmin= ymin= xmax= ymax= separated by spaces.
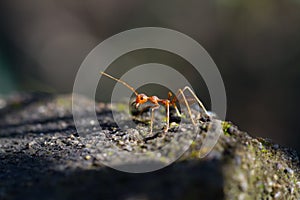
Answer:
xmin=12 ymin=159 xmax=224 ymax=200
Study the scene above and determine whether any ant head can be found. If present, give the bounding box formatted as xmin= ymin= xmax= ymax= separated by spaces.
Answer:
xmin=135 ymin=93 xmax=148 ymax=108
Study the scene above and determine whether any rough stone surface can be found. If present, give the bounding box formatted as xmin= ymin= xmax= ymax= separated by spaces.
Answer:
xmin=0 ymin=93 xmax=299 ymax=200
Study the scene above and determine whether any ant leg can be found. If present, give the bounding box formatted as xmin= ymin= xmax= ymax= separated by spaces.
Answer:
xmin=168 ymin=92 xmax=181 ymax=116
xmin=177 ymin=89 xmax=197 ymax=126
xmin=180 ymin=86 xmax=208 ymax=115
xmin=163 ymin=103 xmax=170 ymax=132
xmin=150 ymin=104 xmax=160 ymax=134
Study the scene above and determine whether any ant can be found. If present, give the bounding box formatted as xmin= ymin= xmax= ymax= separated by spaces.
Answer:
xmin=100 ymin=71 xmax=210 ymax=134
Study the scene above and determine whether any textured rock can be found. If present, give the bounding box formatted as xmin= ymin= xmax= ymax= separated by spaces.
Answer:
xmin=0 ymin=93 xmax=299 ymax=200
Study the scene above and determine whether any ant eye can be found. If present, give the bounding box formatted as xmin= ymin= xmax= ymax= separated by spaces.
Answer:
xmin=140 ymin=96 xmax=144 ymax=100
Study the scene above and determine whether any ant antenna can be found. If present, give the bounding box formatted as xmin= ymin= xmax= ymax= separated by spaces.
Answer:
xmin=100 ymin=71 xmax=138 ymax=96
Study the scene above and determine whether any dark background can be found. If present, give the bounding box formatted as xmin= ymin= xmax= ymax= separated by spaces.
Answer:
xmin=0 ymin=0 xmax=299 ymax=153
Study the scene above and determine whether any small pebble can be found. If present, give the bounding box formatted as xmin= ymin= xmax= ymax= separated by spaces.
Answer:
xmin=228 ymin=126 xmax=237 ymax=134
xmin=284 ymin=167 xmax=294 ymax=175
xmin=235 ymin=156 xmax=241 ymax=165
xmin=257 ymin=142 xmax=263 ymax=150
xmin=276 ymin=163 xmax=283 ymax=170
xmin=181 ymin=128 xmax=187 ymax=132
xmin=238 ymin=193 xmax=245 ymax=200
xmin=27 ymin=141 xmax=37 ymax=149
xmin=85 ymin=155 xmax=91 ymax=160
xmin=237 ymin=173 xmax=248 ymax=192
xmin=289 ymin=187 xmax=294 ymax=194
xmin=124 ymin=146 xmax=133 ymax=152
xmin=274 ymin=191 xmax=281 ymax=199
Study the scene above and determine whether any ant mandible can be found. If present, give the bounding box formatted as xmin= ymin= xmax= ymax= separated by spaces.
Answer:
xmin=100 ymin=71 xmax=209 ymax=134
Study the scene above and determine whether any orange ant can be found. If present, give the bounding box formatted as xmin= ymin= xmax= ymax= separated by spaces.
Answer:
xmin=100 ymin=71 xmax=210 ymax=134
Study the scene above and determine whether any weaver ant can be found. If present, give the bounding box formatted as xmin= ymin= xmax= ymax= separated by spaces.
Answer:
xmin=100 ymin=71 xmax=211 ymax=134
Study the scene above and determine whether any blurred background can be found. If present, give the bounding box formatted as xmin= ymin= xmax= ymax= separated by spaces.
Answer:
xmin=0 ymin=0 xmax=299 ymax=153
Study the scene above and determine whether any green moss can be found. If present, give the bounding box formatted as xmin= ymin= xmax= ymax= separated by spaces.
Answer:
xmin=115 ymin=103 xmax=128 ymax=113
xmin=189 ymin=151 xmax=200 ymax=159
xmin=55 ymin=96 xmax=72 ymax=107
xmin=222 ymin=121 xmax=232 ymax=136
xmin=260 ymin=148 xmax=268 ymax=154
